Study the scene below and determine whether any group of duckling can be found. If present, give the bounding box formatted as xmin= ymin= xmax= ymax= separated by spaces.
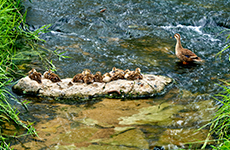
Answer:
xmin=28 ymin=67 xmax=143 ymax=84
xmin=28 ymin=33 xmax=204 ymax=84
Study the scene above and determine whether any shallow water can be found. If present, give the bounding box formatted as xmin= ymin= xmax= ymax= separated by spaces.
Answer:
xmin=10 ymin=0 xmax=230 ymax=149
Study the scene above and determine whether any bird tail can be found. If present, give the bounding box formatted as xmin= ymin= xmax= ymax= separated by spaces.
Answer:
xmin=191 ymin=56 xmax=205 ymax=62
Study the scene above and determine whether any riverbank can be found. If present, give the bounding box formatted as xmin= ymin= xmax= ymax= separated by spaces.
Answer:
xmin=0 ymin=0 xmax=45 ymax=148
xmin=202 ymin=37 xmax=230 ymax=149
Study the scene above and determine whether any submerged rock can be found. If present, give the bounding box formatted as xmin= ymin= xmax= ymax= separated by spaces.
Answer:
xmin=50 ymin=144 xmax=77 ymax=150
xmin=157 ymin=128 xmax=213 ymax=148
xmin=78 ymin=145 xmax=137 ymax=150
xmin=13 ymin=74 xmax=173 ymax=99
xmin=118 ymin=103 xmax=184 ymax=126
xmin=99 ymin=129 xmax=149 ymax=149
xmin=52 ymin=127 xmax=99 ymax=144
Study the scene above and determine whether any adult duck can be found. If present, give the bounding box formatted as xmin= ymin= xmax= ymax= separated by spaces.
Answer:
xmin=174 ymin=33 xmax=203 ymax=64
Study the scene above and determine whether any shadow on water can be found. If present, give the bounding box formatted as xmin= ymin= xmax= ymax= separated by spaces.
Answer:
xmin=9 ymin=0 xmax=230 ymax=149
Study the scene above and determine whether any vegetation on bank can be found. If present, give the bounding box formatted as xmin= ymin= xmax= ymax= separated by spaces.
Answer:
xmin=201 ymin=81 xmax=230 ymax=149
xmin=200 ymin=31 xmax=230 ymax=149
xmin=0 ymin=0 xmax=51 ymax=149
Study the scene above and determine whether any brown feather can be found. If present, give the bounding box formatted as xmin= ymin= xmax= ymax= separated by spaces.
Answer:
xmin=94 ymin=71 xmax=103 ymax=82
xmin=174 ymin=33 xmax=203 ymax=62
xmin=28 ymin=68 xmax=42 ymax=84
xmin=43 ymin=70 xmax=62 ymax=82
xmin=72 ymin=73 xmax=84 ymax=83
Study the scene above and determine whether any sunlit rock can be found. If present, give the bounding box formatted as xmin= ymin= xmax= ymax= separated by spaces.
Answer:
xmin=103 ymin=79 xmax=134 ymax=94
xmin=13 ymin=74 xmax=173 ymax=99
xmin=118 ymin=103 xmax=184 ymax=125
xmin=157 ymin=128 xmax=213 ymax=148
xmin=99 ymin=129 xmax=149 ymax=149
xmin=79 ymin=118 xmax=99 ymax=126
xmin=52 ymin=127 xmax=98 ymax=144
xmin=50 ymin=144 xmax=77 ymax=150
xmin=78 ymin=145 xmax=137 ymax=150
xmin=114 ymin=126 xmax=136 ymax=134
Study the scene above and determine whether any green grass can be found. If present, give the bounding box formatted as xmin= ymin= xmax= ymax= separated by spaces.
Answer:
xmin=200 ymin=31 xmax=230 ymax=149
xmin=0 ymin=0 xmax=70 ymax=148
xmin=216 ymin=29 xmax=230 ymax=61
xmin=0 ymin=0 xmax=50 ymax=149
xmin=200 ymin=81 xmax=230 ymax=149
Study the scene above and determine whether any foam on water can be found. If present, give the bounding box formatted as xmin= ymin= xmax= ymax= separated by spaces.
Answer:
xmin=161 ymin=24 xmax=202 ymax=34
xmin=161 ymin=24 xmax=221 ymax=42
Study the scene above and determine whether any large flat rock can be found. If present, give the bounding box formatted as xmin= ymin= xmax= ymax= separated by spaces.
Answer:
xmin=13 ymin=74 xmax=173 ymax=99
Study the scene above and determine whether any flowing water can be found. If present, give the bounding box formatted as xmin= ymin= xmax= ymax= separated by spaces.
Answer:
xmin=9 ymin=0 xmax=230 ymax=149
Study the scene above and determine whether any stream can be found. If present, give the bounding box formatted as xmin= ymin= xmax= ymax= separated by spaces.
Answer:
xmin=10 ymin=0 xmax=230 ymax=149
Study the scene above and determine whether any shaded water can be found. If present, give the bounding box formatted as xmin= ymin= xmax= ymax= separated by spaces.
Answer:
xmin=10 ymin=0 xmax=230 ymax=149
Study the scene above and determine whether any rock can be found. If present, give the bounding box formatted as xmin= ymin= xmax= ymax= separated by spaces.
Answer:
xmin=114 ymin=126 xmax=136 ymax=134
xmin=50 ymin=144 xmax=77 ymax=150
xmin=78 ymin=145 xmax=137 ymax=150
xmin=103 ymin=79 xmax=134 ymax=94
xmin=99 ymin=129 xmax=149 ymax=149
xmin=80 ymin=118 xmax=99 ymax=126
xmin=52 ymin=127 xmax=98 ymax=144
xmin=13 ymin=74 xmax=173 ymax=99
xmin=157 ymin=128 xmax=213 ymax=148
xmin=118 ymin=103 xmax=184 ymax=126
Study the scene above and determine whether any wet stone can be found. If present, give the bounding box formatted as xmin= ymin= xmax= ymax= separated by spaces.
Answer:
xmin=52 ymin=127 xmax=98 ymax=144
xmin=50 ymin=144 xmax=77 ymax=150
xmin=13 ymin=75 xmax=173 ymax=99
xmin=118 ymin=103 xmax=184 ymax=126
xmin=157 ymin=128 xmax=213 ymax=148
xmin=99 ymin=129 xmax=149 ymax=149
xmin=78 ymin=145 xmax=138 ymax=150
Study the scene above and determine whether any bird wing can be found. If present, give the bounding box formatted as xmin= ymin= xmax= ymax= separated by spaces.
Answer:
xmin=181 ymin=48 xmax=197 ymax=57
xmin=181 ymin=48 xmax=202 ymax=61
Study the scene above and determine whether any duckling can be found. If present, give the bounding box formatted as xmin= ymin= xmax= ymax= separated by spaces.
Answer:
xmin=124 ymin=69 xmax=131 ymax=79
xmin=174 ymin=33 xmax=203 ymax=64
xmin=109 ymin=67 xmax=124 ymax=76
xmin=72 ymin=73 xmax=84 ymax=83
xmin=28 ymin=68 xmax=42 ymax=84
xmin=111 ymin=71 xmax=125 ymax=81
xmin=82 ymin=69 xmax=94 ymax=84
xmin=124 ymin=68 xmax=143 ymax=80
xmin=109 ymin=67 xmax=116 ymax=77
xmin=94 ymin=71 xmax=103 ymax=82
xmin=124 ymin=69 xmax=134 ymax=79
xmin=102 ymin=73 xmax=112 ymax=83
xmin=109 ymin=67 xmax=125 ymax=81
xmin=134 ymin=67 xmax=143 ymax=80
xmin=43 ymin=70 xmax=62 ymax=83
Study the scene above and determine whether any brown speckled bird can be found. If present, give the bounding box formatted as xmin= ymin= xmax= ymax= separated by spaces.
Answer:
xmin=82 ymin=69 xmax=94 ymax=84
xmin=102 ymin=73 xmax=112 ymax=83
xmin=94 ymin=71 xmax=103 ymax=82
xmin=28 ymin=68 xmax=42 ymax=84
xmin=72 ymin=73 xmax=84 ymax=83
xmin=109 ymin=67 xmax=125 ymax=81
xmin=124 ymin=68 xmax=143 ymax=80
xmin=174 ymin=33 xmax=203 ymax=64
xmin=43 ymin=70 xmax=62 ymax=83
